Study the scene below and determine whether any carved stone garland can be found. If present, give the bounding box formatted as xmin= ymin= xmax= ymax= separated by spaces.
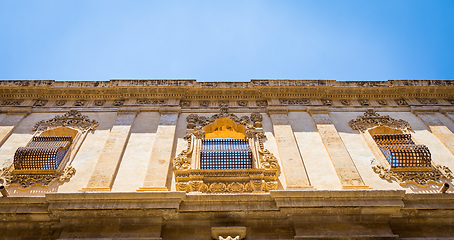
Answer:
xmin=348 ymin=109 xmax=412 ymax=133
xmin=33 ymin=110 xmax=99 ymax=133
xmin=350 ymin=109 xmax=452 ymax=186
xmin=0 ymin=110 xmax=98 ymax=188
xmin=174 ymin=107 xmax=280 ymax=193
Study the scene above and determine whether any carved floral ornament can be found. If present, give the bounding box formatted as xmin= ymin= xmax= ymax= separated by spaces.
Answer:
xmin=0 ymin=110 xmax=98 ymax=189
xmin=33 ymin=110 xmax=99 ymax=133
xmin=348 ymin=109 xmax=411 ymax=133
xmin=350 ymin=109 xmax=453 ymax=186
xmin=173 ymin=107 xmax=279 ymax=193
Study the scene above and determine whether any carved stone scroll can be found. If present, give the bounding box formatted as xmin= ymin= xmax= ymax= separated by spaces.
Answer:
xmin=348 ymin=109 xmax=411 ymax=132
xmin=372 ymin=164 xmax=452 ymax=187
xmin=0 ymin=165 xmax=76 ymax=188
xmin=33 ymin=110 xmax=99 ymax=133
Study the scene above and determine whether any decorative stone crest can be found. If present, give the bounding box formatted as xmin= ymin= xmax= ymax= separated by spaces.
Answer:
xmin=94 ymin=100 xmax=105 ymax=106
xmin=33 ymin=100 xmax=48 ymax=107
xmin=179 ymin=100 xmax=191 ymax=107
xmin=56 ymin=100 xmax=67 ymax=106
xmin=322 ymin=99 xmax=332 ymax=106
xmin=341 ymin=100 xmax=350 ymax=105
xmin=419 ymin=99 xmax=438 ymax=105
xmin=33 ymin=110 xmax=99 ymax=133
xmin=1 ymin=100 xmax=22 ymax=106
xmin=377 ymin=100 xmax=388 ymax=105
xmin=279 ymin=99 xmax=309 ymax=105
xmin=200 ymin=100 xmax=210 ymax=107
xmin=348 ymin=109 xmax=412 ymax=132
xmin=256 ymin=100 xmax=267 ymax=107
xmin=219 ymin=101 xmax=228 ymax=107
xmin=360 ymin=99 xmax=369 ymax=106
xmin=136 ymin=99 xmax=165 ymax=105
xmin=113 ymin=100 xmax=124 ymax=106
xmin=74 ymin=100 xmax=85 ymax=106
xmin=186 ymin=107 xmax=254 ymax=129
xmin=237 ymin=100 xmax=247 ymax=107
xmin=396 ymin=99 xmax=408 ymax=106
xmin=372 ymin=164 xmax=452 ymax=187
xmin=0 ymin=165 xmax=76 ymax=188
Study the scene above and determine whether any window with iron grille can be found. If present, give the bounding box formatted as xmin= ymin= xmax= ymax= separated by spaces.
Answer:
xmin=373 ymin=134 xmax=431 ymax=168
xmin=14 ymin=136 xmax=73 ymax=170
xmin=200 ymin=138 xmax=252 ymax=169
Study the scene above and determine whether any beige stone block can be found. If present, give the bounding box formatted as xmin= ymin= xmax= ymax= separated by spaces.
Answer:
xmin=310 ymin=112 xmax=368 ymax=189
xmin=111 ymin=112 xmax=160 ymax=192
xmin=289 ymin=112 xmax=341 ymax=190
xmin=415 ymin=112 xmax=454 ymax=156
xmin=139 ymin=110 xmax=179 ymax=191
xmin=83 ymin=113 xmax=137 ymax=191
xmin=268 ymin=109 xmax=312 ymax=189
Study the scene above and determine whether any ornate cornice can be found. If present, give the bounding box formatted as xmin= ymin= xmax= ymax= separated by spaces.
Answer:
xmin=1 ymin=80 xmax=453 ymax=103
xmin=349 ymin=109 xmax=412 ymax=132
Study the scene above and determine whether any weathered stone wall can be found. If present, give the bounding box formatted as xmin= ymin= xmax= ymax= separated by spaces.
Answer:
xmin=0 ymin=79 xmax=454 ymax=239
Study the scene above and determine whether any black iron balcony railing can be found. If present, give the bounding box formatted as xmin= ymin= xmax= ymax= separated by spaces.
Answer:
xmin=373 ymin=134 xmax=431 ymax=168
xmin=14 ymin=136 xmax=72 ymax=170
xmin=200 ymin=138 xmax=252 ymax=169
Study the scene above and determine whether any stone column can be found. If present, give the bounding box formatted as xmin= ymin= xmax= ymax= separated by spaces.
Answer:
xmin=267 ymin=107 xmax=312 ymax=190
xmin=138 ymin=107 xmax=180 ymax=191
xmin=83 ymin=109 xmax=139 ymax=191
xmin=309 ymin=108 xmax=369 ymax=189
xmin=413 ymin=108 xmax=454 ymax=155
xmin=0 ymin=108 xmax=30 ymax=147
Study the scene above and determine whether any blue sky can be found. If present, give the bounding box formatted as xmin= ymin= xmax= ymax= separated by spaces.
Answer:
xmin=1 ymin=1 xmax=453 ymax=81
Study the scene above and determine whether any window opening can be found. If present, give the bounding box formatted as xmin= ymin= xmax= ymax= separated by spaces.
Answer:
xmin=200 ymin=138 xmax=252 ymax=169
xmin=373 ymin=134 xmax=431 ymax=168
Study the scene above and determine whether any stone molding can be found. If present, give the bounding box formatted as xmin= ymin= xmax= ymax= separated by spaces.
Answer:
xmin=2 ymin=80 xmax=453 ymax=105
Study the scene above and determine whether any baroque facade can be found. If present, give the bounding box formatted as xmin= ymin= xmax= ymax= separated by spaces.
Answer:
xmin=0 ymin=79 xmax=453 ymax=239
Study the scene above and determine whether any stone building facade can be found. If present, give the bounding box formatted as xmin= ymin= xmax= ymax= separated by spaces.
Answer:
xmin=0 ymin=79 xmax=454 ymax=239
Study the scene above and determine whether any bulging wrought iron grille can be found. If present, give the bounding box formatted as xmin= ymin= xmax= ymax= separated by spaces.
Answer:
xmin=373 ymin=134 xmax=431 ymax=168
xmin=14 ymin=136 xmax=72 ymax=170
xmin=200 ymin=138 xmax=252 ymax=169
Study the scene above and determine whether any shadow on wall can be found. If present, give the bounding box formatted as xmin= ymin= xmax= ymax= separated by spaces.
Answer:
xmin=402 ymin=180 xmax=453 ymax=193
xmin=6 ymin=180 xmax=67 ymax=196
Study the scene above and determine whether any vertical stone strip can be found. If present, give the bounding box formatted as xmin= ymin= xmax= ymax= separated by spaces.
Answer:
xmin=83 ymin=109 xmax=139 ymax=191
xmin=0 ymin=108 xmax=30 ymax=147
xmin=309 ymin=109 xmax=369 ymax=189
xmin=138 ymin=107 xmax=180 ymax=191
xmin=413 ymin=109 xmax=454 ymax=155
xmin=267 ymin=107 xmax=312 ymax=189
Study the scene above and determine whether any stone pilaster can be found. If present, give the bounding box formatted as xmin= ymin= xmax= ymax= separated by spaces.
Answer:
xmin=266 ymin=107 xmax=312 ymax=190
xmin=138 ymin=107 xmax=180 ymax=191
xmin=0 ymin=108 xmax=30 ymax=147
xmin=83 ymin=109 xmax=139 ymax=191
xmin=412 ymin=108 xmax=454 ymax=155
xmin=309 ymin=108 xmax=369 ymax=189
